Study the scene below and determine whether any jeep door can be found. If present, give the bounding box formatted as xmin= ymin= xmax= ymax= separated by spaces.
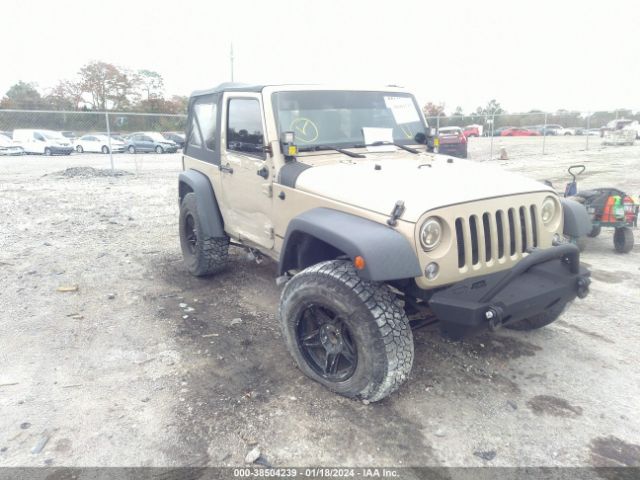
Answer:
xmin=219 ymin=94 xmax=274 ymax=249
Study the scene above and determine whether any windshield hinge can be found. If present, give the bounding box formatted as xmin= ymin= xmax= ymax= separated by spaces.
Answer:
xmin=387 ymin=200 xmax=406 ymax=227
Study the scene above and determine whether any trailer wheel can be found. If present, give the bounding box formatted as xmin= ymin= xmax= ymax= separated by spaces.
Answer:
xmin=588 ymin=225 xmax=601 ymax=238
xmin=614 ymin=227 xmax=634 ymax=254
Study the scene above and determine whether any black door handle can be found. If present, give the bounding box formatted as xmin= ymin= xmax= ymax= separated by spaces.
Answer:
xmin=220 ymin=164 xmax=234 ymax=174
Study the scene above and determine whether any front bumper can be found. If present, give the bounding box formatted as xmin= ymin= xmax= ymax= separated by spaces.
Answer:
xmin=428 ymin=244 xmax=590 ymax=339
xmin=49 ymin=146 xmax=74 ymax=154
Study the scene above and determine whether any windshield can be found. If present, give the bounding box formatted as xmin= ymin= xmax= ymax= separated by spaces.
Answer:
xmin=272 ymin=90 xmax=426 ymax=150
xmin=146 ymin=132 xmax=168 ymax=142
xmin=43 ymin=131 xmax=65 ymax=140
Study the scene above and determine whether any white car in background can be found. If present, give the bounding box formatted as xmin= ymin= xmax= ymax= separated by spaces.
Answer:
xmin=75 ymin=134 xmax=126 ymax=154
xmin=0 ymin=133 xmax=25 ymax=155
xmin=13 ymin=129 xmax=74 ymax=155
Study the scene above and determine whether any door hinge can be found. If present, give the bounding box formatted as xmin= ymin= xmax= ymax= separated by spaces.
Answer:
xmin=265 ymin=225 xmax=275 ymax=239
xmin=262 ymin=183 xmax=273 ymax=198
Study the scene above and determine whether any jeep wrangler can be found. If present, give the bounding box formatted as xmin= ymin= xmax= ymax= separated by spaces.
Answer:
xmin=178 ymin=83 xmax=591 ymax=402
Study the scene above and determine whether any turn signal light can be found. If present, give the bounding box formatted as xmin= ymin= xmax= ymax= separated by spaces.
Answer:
xmin=353 ymin=256 xmax=366 ymax=270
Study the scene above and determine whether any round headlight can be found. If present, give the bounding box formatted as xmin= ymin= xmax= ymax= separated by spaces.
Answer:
xmin=541 ymin=196 xmax=557 ymax=224
xmin=420 ymin=217 xmax=443 ymax=251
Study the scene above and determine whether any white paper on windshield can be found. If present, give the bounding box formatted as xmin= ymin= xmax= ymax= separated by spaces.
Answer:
xmin=384 ymin=96 xmax=420 ymax=125
xmin=362 ymin=127 xmax=395 ymax=152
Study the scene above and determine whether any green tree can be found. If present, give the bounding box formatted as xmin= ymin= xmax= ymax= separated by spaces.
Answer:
xmin=475 ymin=99 xmax=504 ymax=115
xmin=78 ymin=61 xmax=136 ymax=110
xmin=136 ymin=69 xmax=165 ymax=101
xmin=0 ymin=81 xmax=46 ymax=109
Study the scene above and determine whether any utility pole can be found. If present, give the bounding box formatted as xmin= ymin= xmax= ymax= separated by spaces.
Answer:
xmin=230 ymin=43 xmax=234 ymax=82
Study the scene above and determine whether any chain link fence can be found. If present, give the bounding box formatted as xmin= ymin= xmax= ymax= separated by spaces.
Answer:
xmin=0 ymin=109 xmax=187 ymax=169
xmin=425 ymin=110 xmax=640 ymax=161
xmin=1 ymin=108 xmax=638 ymax=165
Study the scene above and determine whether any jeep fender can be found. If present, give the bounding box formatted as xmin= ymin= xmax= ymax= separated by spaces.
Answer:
xmin=279 ymin=208 xmax=422 ymax=282
xmin=178 ymin=170 xmax=225 ymax=238
xmin=561 ymin=198 xmax=591 ymax=238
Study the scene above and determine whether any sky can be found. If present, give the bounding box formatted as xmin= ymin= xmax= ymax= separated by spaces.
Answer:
xmin=2 ymin=0 xmax=639 ymax=114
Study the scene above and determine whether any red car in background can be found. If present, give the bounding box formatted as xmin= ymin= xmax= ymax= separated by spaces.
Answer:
xmin=500 ymin=127 xmax=540 ymax=137
xmin=436 ymin=126 xmax=468 ymax=158
xmin=462 ymin=125 xmax=480 ymax=137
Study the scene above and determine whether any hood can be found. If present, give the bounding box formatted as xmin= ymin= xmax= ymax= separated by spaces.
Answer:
xmin=294 ymin=155 xmax=554 ymax=222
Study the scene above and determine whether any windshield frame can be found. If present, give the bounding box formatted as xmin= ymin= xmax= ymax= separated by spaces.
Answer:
xmin=271 ymin=89 xmax=428 ymax=151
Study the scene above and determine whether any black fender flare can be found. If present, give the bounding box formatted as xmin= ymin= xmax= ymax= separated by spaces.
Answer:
xmin=561 ymin=198 xmax=592 ymax=238
xmin=178 ymin=169 xmax=225 ymax=238
xmin=278 ymin=208 xmax=422 ymax=282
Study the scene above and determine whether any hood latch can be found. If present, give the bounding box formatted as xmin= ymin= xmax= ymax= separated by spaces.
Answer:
xmin=387 ymin=200 xmax=406 ymax=227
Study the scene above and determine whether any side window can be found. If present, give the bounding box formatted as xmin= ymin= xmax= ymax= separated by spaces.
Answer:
xmin=227 ymin=98 xmax=264 ymax=157
xmin=194 ymin=102 xmax=217 ymax=151
xmin=188 ymin=117 xmax=203 ymax=148
xmin=34 ymin=133 xmax=45 ymax=141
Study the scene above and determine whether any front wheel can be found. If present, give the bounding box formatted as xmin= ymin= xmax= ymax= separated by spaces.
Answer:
xmin=128 ymin=145 xmax=136 ymax=154
xmin=155 ymin=145 xmax=164 ymax=154
xmin=76 ymin=145 xmax=84 ymax=153
xmin=102 ymin=145 xmax=109 ymax=154
xmin=279 ymin=260 xmax=414 ymax=402
xmin=614 ymin=227 xmax=634 ymax=253
xmin=44 ymin=148 xmax=52 ymax=156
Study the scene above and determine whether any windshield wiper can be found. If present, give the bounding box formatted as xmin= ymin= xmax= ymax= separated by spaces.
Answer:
xmin=352 ymin=141 xmax=420 ymax=154
xmin=298 ymin=145 xmax=365 ymax=158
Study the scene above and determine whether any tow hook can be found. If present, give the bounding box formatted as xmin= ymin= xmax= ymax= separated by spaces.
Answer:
xmin=577 ymin=277 xmax=590 ymax=299
xmin=485 ymin=307 xmax=503 ymax=331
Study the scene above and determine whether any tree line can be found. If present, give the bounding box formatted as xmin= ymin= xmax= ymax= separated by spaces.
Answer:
xmin=0 ymin=61 xmax=187 ymax=114
xmin=422 ymin=99 xmax=640 ymax=129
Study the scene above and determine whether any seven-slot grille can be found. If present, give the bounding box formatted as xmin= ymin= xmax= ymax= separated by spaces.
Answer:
xmin=454 ymin=205 xmax=539 ymax=269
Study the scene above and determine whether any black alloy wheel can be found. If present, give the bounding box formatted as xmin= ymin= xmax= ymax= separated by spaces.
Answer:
xmin=296 ymin=304 xmax=357 ymax=381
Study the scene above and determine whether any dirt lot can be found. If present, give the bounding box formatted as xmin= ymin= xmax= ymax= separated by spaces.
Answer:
xmin=1 ymin=137 xmax=639 ymax=468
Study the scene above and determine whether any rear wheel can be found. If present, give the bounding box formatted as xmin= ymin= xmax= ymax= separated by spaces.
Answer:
xmin=179 ymin=193 xmax=229 ymax=276
xmin=279 ymin=260 xmax=413 ymax=402
xmin=128 ymin=145 xmax=136 ymax=154
xmin=614 ymin=227 xmax=634 ymax=253
xmin=76 ymin=145 xmax=84 ymax=153
xmin=101 ymin=145 xmax=109 ymax=154
xmin=44 ymin=148 xmax=52 ymax=156
xmin=505 ymin=301 xmax=566 ymax=331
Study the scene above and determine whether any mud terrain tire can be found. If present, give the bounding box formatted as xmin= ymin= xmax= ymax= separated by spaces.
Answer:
xmin=279 ymin=260 xmax=413 ymax=402
xmin=179 ymin=193 xmax=229 ymax=276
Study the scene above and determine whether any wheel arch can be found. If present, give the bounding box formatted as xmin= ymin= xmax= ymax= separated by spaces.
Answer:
xmin=178 ymin=169 xmax=225 ymax=238
xmin=279 ymin=208 xmax=422 ymax=282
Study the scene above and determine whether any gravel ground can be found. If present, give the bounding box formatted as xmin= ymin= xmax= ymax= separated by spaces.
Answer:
xmin=0 ymin=138 xmax=639 ymax=468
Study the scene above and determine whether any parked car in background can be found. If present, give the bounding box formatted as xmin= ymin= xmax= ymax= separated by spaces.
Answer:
xmin=75 ymin=134 xmax=126 ymax=154
xmin=437 ymin=126 xmax=467 ymax=158
xmin=462 ymin=125 xmax=481 ymax=137
xmin=492 ymin=126 xmax=511 ymax=136
xmin=500 ymin=127 xmax=541 ymax=137
xmin=584 ymin=128 xmax=601 ymax=136
xmin=13 ymin=129 xmax=73 ymax=155
xmin=162 ymin=132 xmax=186 ymax=149
xmin=124 ymin=132 xmax=178 ymax=154
xmin=60 ymin=131 xmax=77 ymax=143
xmin=600 ymin=119 xmax=634 ymax=137
xmin=0 ymin=133 xmax=25 ymax=155
xmin=622 ymin=121 xmax=640 ymax=139
xmin=539 ymin=124 xmax=572 ymax=135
